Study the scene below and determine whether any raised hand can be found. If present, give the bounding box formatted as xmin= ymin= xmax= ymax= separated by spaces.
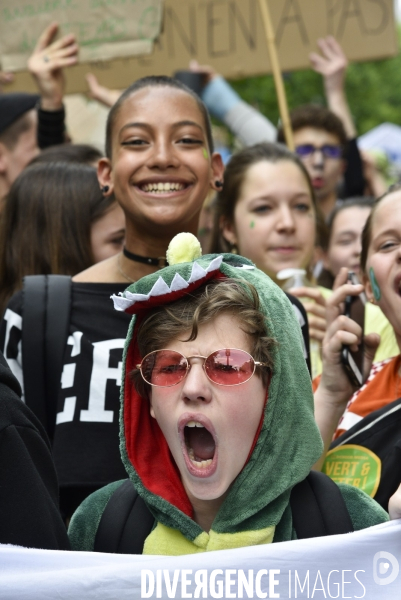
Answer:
xmin=313 ymin=268 xmax=379 ymax=470
xmin=27 ymin=22 xmax=78 ymax=110
xmin=320 ymin=267 xmax=379 ymax=399
xmin=310 ymin=36 xmax=347 ymax=95
xmin=309 ymin=36 xmax=356 ymax=138
xmin=85 ymin=73 xmax=122 ymax=108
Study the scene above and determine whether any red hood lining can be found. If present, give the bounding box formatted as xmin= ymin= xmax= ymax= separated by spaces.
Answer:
xmin=124 ymin=315 xmax=193 ymax=517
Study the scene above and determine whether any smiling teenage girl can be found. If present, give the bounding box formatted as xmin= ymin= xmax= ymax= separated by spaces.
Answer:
xmin=0 ymin=76 xmax=223 ymax=520
xmin=76 ymin=76 xmax=223 ymax=285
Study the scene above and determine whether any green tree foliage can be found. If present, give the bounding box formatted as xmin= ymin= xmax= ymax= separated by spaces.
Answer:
xmin=230 ymin=31 xmax=401 ymax=136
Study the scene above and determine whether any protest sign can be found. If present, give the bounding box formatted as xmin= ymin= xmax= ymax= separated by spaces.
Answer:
xmin=2 ymin=0 xmax=398 ymax=95
xmin=1 ymin=520 xmax=400 ymax=599
xmin=0 ymin=0 xmax=163 ymax=70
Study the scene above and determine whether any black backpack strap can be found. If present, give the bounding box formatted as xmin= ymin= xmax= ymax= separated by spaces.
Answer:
xmin=22 ymin=276 xmax=47 ymax=430
xmin=95 ymin=479 xmax=155 ymax=554
xmin=44 ymin=275 xmax=72 ymax=439
xmin=22 ymin=275 xmax=71 ymax=440
xmin=290 ymin=470 xmax=354 ymax=539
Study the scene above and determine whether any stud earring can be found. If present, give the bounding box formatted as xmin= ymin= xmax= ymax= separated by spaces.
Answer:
xmin=101 ymin=185 xmax=110 ymax=194
xmin=215 ymin=181 xmax=223 ymax=189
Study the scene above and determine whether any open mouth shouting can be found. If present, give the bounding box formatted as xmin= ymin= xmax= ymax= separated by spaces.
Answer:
xmin=179 ymin=415 xmax=218 ymax=478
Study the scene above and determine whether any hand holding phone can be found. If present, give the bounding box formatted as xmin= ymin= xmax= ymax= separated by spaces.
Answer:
xmin=341 ymin=272 xmax=366 ymax=387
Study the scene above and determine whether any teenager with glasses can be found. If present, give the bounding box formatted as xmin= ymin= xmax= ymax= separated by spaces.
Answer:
xmin=69 ymin=248 xmax=397 ymax=553
xmin=277 ymin=104 xmax=349 ymax=220
xmin=278 ymin=37 xmax=365 ymax=219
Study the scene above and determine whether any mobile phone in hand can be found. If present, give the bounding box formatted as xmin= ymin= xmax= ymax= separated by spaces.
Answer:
xmin=341 ymin=272 xmax=366 ymax=387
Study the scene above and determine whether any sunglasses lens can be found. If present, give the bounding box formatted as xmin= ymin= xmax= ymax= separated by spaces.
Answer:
xmin=142 ymin=350 xmax=187 ymax=386
xmin=205 ymin=349 xmax=255 ymax=385
xmin=296 ymin=144 xmax=341 ymax=159
xmin=322 ymin=145 xmax=342 ymax=158
xmin=295 ymin=144 xmax=314 ymax=157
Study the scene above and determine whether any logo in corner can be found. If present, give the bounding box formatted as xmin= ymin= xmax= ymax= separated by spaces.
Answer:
xmin=373 ymin=551 xmax=399 ymax=586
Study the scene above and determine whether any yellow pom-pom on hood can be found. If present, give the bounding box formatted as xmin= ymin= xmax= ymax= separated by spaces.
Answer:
xmin=166 ymin=232 xmax=202 ymax=265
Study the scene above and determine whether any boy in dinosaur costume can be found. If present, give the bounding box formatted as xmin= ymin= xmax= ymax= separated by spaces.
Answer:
xmin=68 ymin=240 xmax=387 ymax=554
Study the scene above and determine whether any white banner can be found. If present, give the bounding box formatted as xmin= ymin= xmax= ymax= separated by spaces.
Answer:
xmin=0 ymin=520 xmax=401 ymax=599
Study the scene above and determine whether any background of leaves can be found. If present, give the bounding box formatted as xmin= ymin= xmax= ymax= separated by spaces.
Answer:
xmin=227 ymin=27 xmax=401 ymax=137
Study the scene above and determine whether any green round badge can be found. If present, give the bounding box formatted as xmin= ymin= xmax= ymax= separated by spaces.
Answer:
xmin=322 ymin=444 xmax=381 ymax=497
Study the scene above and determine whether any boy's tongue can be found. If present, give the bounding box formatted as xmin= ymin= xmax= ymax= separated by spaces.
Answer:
xmin=186 ymin=427 xmax=215 ymax=460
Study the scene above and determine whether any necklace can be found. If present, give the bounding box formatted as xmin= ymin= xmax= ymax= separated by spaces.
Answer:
xmin=117 ymin=254 xmax=136 ymax=283
xmin=123 ymin=246 xmax=168 ymax=268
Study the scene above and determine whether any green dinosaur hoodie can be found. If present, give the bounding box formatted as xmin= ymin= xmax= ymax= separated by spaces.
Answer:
xmin=68 ymin=253 xmax=388 ymax=554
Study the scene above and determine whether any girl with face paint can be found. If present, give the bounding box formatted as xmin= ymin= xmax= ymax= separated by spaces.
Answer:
xmin=314 ymin=185 xmax=401 ymax=510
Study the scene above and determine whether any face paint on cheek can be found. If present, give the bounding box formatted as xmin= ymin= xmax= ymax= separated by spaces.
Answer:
xmin=250 ymin=221 xmax=255 ymax=229
xmin=202 ymin=148 xmax=209 ymax=160
xmin=369 ymin=267 xmax=381 ymax=301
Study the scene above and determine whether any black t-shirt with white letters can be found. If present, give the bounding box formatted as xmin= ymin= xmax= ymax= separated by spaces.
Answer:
xmin=1 ymin=282 xmax=131 ymax=517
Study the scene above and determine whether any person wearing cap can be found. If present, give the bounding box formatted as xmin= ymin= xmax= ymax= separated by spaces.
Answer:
xmin=0 ymin=92 xmax=40 ymax=197
xmin=0 ymin=23 xmax=78 ymax=199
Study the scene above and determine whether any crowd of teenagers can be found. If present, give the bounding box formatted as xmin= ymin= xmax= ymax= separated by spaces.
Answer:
xmin=0 ymin=24 xmax=401 ymax=556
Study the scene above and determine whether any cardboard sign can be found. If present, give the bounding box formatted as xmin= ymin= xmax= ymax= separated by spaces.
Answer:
xmin=0 ymin=0 xmax=163 ymax=70
xmin=3 ymin=0 xmax=398 ymax=95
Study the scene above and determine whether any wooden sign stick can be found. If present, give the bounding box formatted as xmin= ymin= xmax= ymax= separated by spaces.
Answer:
xmin=257 ymin=0 xmax=294 ymax=151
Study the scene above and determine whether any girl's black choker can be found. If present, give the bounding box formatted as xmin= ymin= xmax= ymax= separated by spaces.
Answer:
xmin=123 ymin=247 xmax=168 ymax=268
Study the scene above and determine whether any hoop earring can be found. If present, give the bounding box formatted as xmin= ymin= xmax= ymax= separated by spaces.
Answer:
xmin=230 ymin=243 xmax=238 ymax=255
